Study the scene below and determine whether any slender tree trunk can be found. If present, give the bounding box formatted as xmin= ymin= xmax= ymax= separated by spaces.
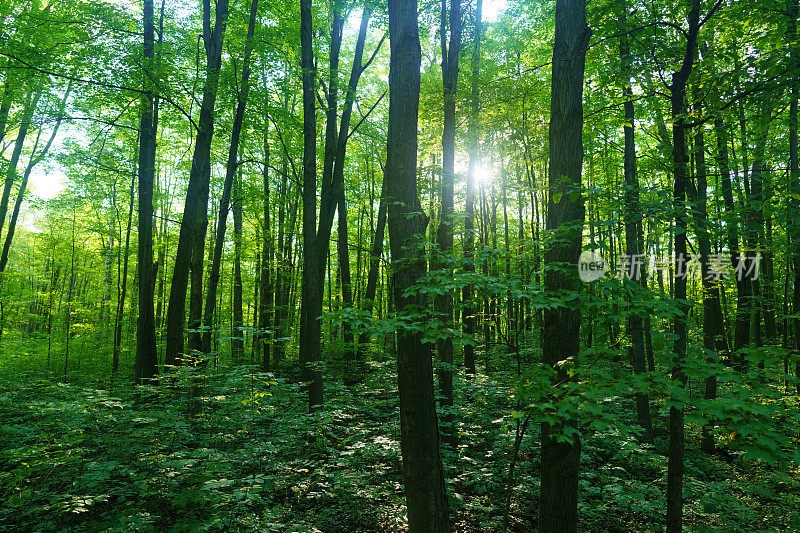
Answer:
xmin=201 ymin=0 xmax=258 ymax=359
xmin=463 ymin=0 xmax=482 ymax=377
xmin=435 ymin=0 xmax=462 ymax=443
xmin=113 ymin=174 xmax=136 ymax=373
xmin=155 ymin=212 xmax=166 ymax=345
xmin=666 ymin=2 xmax=700 ymax=530
xmin=619 ymin=5 xmax=652 ymax=442
xmin=135 ymin=0 xmax=159 ymax=383
xmin=101 ymin=205 xmax=114 ymax=325
xmin=538 ymin=1 xmax=590 ymax=531
xmin=691 ymin=90 xmax=727 ymax=454
xmin=337 ymin=184 xmax=356 ymax=363
xmin=502 ymin=155 xmax=513 ymax=340
xmin=714 ymin=106 xmax=744 ymax=366
xmin=46 ymin=263 xmax=58 ymax=369
xmin=231 ymin=173 xmax=244 ymax=363
xmin=386 ymin=0 xmax=450 ymax=528
xmin=0 ymin=89 xmax=41 ymax=245
xmin=0 ymin=77 xmax=14 ymax=147
xmin=743 ymin=112 xmax=772 ymax=361
xmin=0 ymin=85 xmax=69 ymax=274
xmin=274 ymin=99 xmax=290 ymax=366
xmin=357 ymin=169 xmax=387 ymax=360
xmin=64 ymin=210 xmax=77 ymax=379
xmin=258 ymin=108 xmax=273 ymax=371
xmin=298 ymin=0 xmax=324 ymax=408
xmin=788 ymin=0 xmax=800 ymax=391
xmin=333 ymin=6 xmax=375 ymax=371
xmin=164 ymin=0 xmax=230 ymax=366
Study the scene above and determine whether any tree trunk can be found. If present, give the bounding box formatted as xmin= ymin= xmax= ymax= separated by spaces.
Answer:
xmin=463 ymin=0 xmax=482 ymax=377
xmin=745 ymin=112 xmax=772 ymax=362
xmin=666 ymin=2 xmax=700 ymax=531
xmin=538 ymin=1 xmax=590 ymax=531
xmin=274 ymin=98 xmax=291 ymax=367
xmin=258 ymin=108 xmax=273 ymax=371
xmin=113 ymin=174 xmax=136 ymax=373
xmin=435 ymin=0 xmax=462 ymax=443
xmin=0 ymin=89 xmax=41 ymax=245
xmin=201 ymin=0 xmax=258 ymax=359
xmin=232 ymin=173 xmax=244 ymax=363
xmin=691 ymin=90 xmax=727 ymax=454
xmin=135 ymin=0 xmax=159 ymax=383
xmin=619 ymin=4 xmax=652 ymax=442
xmin=357 ymin=167 xmax=387 ymax=360
xmin=64 ymin=210 xmax=77 ymax=379
xmin=386 ymin=0 xmax=450 ymax=528
xmin=332 ymin=6 xmax=375 ymax=372
xmin=0 ymin=84 xmax=70 ymax=274
xmin=788 ymin=0 xmax=800 ymax=392
xmin=0 ymin=77 xmax=14 ymax=147
xmin=298 ymin=0 xmax=324 ymax=408
xmin=164 ymin=0 xmax=230 ymax=366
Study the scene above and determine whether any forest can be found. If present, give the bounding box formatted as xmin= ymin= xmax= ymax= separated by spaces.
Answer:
xmin=0 ymin=0 xmax=799 ymax=530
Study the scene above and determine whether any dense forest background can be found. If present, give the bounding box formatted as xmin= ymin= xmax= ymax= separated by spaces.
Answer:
xmin=0 ymin=0 xmax=799 ymax=530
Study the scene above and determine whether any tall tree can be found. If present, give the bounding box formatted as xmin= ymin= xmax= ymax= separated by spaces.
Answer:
xmin=619 ymin=1 xmax=652 ymax=442
xmin=333 ymin=5 xmax=377 ymax=370
xmin=0 ymin=88 xmax=41 ymax=246
xmin=463 ymin=0 xmax=482 ymax=376
xmin=666 ymin=0 xmax=701 ymax=530
xmin=299 ymin=2 xmax=377 ymax=404
xmin=201 ymin=0 xmax=259 ymax=358
xmin=135 ymin=0 xmax=159 ymax=383
xmin=0 ymin=84 xmax=70 ymax=274
xmin=386 ymin=0 xmax=450 ymax=528
xmin=258 ymin=102 xmax=273 ymax=371
xmin=164 ymin=0 xmax=230 ymax=367
xmin=691 ymin=91 xmax=727 ymax=454
xmin=356 ymin=164 xmax=387 ymax=361
xmin=788 ymin=0 xmax=800 ymax=391
xmin=113 ymin=174 xmax=135 ymax=374
xmin=298 ymin=0 xmax=324 ymax=407
xmin=435 ymin=0 xmax=462 ymax=439
xmin=538 ymin=0 xmax=590 ymax=531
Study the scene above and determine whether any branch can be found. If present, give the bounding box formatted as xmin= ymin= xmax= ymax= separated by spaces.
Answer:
xmin=268 ymin=114 xmax=302 ymax=189
xmin=0 ymin=52 xmax=198 ymax=130
xmin=0 ymin=51 xmax=142 ymax=94
xmin=361 ymin=32 xmax=386 ymax=74
xmin=699 ymin=0 xmax=725 ymax=29
xmin=346 ymin=90 xmax=386 ymax=142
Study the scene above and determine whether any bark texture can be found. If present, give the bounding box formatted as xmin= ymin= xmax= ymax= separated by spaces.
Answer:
xmin=538 ymin=1 xmax=589 ymax=531
xmin=386 ymin=0 xmax=450 ymax=528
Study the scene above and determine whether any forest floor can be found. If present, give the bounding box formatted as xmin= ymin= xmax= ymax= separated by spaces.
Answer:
xmin=0 ymin=340 xmax=799 ymax=532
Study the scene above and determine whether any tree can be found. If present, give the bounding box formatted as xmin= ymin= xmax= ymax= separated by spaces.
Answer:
xmin=201 ymin=0 xmax=259 ymax=359
xmin=788 ymin=0 xmax=800 ymax=391
xmin=665 ymin=0 xmax=702 ymax=530
xmin=0 ymin=88 xmax=41 ymax=246
xmin=538 ymin=0 xmax=590 ymax=531
xmin=619 ymin=0 xmax=652 ymax=442
xmin=164 ymin=0 xmax=230 ymax=367
xmin=0 ymin=83 xmax=70 ymax=274
xmin=135 ymin=0 xmax=159 ymax=383
xmin=435 ymin=0 xmax=462 ymax=441
xmin=386 ymin=0 xmax=450 ymax=528
xmin=463 ymin=0 xmax=482 ymax=377
xmin=298 ymin=0 xmax=323 ymax=407
xmin=333 ymin=5 xmax=377 ymax=371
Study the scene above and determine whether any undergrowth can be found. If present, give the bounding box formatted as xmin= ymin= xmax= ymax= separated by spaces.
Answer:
xmin=0 ymin=346 xmax=798 ymax=532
